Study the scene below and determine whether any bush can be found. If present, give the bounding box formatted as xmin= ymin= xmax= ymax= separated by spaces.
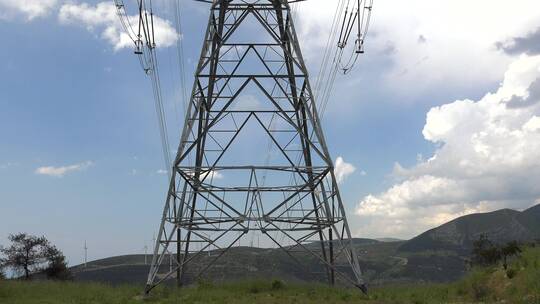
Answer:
xmin=471 ymin=281 xmax=488 ymax=301
xmin=506 ymin=268 xmax=517 ymax=279
xmin=472 ymin=235 xmax=522 ymax=270
xmin=472 ymin=234 xmax=501 ymax=266
xmin=44 ymin=246 xmax=72 ymax=280
xmin=271 ymin=279 xmax=284 ymax=290
xmin=248 ymin=284 xmax=261 ymax=294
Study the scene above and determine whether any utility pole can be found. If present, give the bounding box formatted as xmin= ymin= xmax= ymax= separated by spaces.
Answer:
xmin=84 ymin=241 xmax=88 ymax=268
xmin=144 ymin=244 xmax=148 ymax=265
xmin=143 ymin=0 xmax=366 ymax=295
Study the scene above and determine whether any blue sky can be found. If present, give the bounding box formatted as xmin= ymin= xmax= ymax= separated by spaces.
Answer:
xmin=1 ymin=0 xmax=540 ymax=266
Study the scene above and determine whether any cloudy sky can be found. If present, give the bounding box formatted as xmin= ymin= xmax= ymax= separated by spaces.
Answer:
xmin=1 ymin=0 xmax=540 ymax=265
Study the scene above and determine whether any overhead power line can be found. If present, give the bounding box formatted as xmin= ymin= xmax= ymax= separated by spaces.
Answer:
xmin=314 ymin=0 xmax=374 ymax=122
xmin=114 ymin=0 xmax=174 ymax=177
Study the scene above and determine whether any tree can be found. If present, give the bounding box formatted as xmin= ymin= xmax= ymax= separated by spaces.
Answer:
xmin=472 ymin=235 xmax=522 ymax=270
xmin=472 ymin=234 xmax=501 ymax=266
xmin=0 ymin=233 xmax=50 ymax=280
xmin=0 ymin=246 xmax=5 ymax=279
xmin=500 ymin=241 xmax=521 ymax=270
xmin=0 ymin=233 xmax=72 ymax=281
xmin=44 ymin=245 xmax=72 ymax=280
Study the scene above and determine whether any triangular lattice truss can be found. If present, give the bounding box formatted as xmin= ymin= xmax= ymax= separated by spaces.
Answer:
xmin=145 ymin=0 xmax=365 ymax=294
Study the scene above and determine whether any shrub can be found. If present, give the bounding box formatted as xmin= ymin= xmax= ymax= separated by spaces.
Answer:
xmin=472 ymin=234 xmax=501 ymax=266
xmin=271 ymin=279 xmax=284 ymax=290
xmin=472 ymin=235 xmax=522 ymax=270
xmin=501 ymin=241 xmax=521 ymax=270
xmin=471 ymin=281 xmax=488 ymax=301
xmin=44 ymin=245 xmax=72 ymax=280
xmin=248 ymin=284 xmax=261 ymax=294
xmin=506 ymin=268 xmax=517 ymax=279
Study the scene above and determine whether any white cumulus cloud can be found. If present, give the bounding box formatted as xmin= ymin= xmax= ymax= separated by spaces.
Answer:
xmin=0 ymin=0 xmax=58 ymax=21
xmin=355 ymin=55 xmax=540 ymax=238
xmin=202 ymin=170 xmax=223 ymax=180
xmin=334 ymin=156 xmax=356 ymax=184
xmin=58 ymin=2 xmax=179 ymax=50
xmin=295 ymin=0 xmax=540 ymax=93
xmin=35 ymin=161 xmax=93 ymax=177
xmin=186 ymin=170 xmax=224 ymax=181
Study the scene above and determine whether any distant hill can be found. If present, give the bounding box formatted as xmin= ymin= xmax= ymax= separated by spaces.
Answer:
xmin=69 ymin=238 xmax=466 ymax=286
xmin=399 ymin=204 xmax=540 ymax=253
xmin=69 ymin=238 xmax=416 ymax=286
xmin=70 ymin=246 xmax=336 ymax=286
xmin=375 ymin=238 xmax=404 ymax=243
xmin=70 ymin=255 xmax=151 ymax=285
xmin=68 ymin=205 xmax=540 ymax=286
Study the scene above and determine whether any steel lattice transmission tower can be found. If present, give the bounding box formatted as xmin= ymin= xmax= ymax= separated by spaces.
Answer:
xmin=145 ymin=0 xmax=365 ymax=294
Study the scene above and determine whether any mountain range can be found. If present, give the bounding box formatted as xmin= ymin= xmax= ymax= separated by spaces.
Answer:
xmin=69 ymin=204 xmax=540 ymax=286
xmin=398 ymin=204 xmax=540 ymax=253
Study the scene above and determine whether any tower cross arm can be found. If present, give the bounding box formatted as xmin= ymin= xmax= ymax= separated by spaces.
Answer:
xmin=193 ymin=0 xmax=307 ymax=3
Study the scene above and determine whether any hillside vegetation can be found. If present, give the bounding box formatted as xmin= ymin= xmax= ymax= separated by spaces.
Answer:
xmin=400 ymin=204 xmax=540 ymax=253
xmin=1 ymin=246 xmax=539 ymax=304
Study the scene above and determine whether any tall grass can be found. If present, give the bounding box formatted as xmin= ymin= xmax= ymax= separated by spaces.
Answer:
xmin=1 ymin=247 xmax=539 ymax=304
xmin=0 ymin=280 xmax=140 ymax=304
xmin=369 ymin=246 xmax=540 ymax=304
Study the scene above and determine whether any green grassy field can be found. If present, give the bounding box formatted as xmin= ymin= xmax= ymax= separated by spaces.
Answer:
xmin=1 ymin=247 xmax=539 ymax=304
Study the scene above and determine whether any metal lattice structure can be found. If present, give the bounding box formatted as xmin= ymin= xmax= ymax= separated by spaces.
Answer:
xmin=145 ymin=0 xmax=365 ymax=294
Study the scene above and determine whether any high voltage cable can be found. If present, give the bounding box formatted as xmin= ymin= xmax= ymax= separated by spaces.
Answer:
xmin=276 ymin=0 xmax=368 ymax=245
xmin=317 ymin=0 xmax=351 ymax=119
xmin=171 ymin=0 xmax=189 ymax=114
xmin=314 ymin=0 xmax=373 ymax=121
xmin=150 ymin=50 xmax=173 ymax=175
xmin=114 ymin=0 xmax=173 ymax=177
xmin=286 ymin=0 xmax=374 ymax=222
xmin=313 ymin=0 xmax=347 ymax=100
